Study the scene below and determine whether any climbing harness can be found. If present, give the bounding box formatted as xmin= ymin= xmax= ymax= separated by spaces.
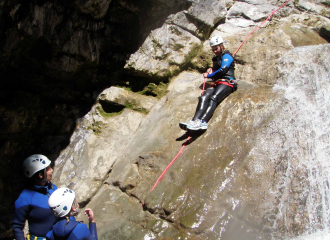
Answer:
xmin=207 ymin=78 xmax=238 ymax=87
xmin=28 ymin=235 xmax=46 ymax=240
xmin=143 ymin=0 xmax=291 ymax=201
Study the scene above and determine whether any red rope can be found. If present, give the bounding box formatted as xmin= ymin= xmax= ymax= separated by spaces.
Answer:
xmin=232 ymin=0 xmax=291 ymax=57
xmin=149 ymin=136 xmax=191 ymax=192
xmin=201 ymin=77 xmax=206 ymax=95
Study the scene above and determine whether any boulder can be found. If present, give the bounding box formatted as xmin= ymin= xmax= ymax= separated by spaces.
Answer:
xmin=98 ymin=86 xmax=158 ymax=112
xmin=124 ymin=23 xmax=201 ymax=79
xmin=185 ymin=0 xmax=227 ymax=27
xmin=228 ymin=1 xmax=277 ymax=22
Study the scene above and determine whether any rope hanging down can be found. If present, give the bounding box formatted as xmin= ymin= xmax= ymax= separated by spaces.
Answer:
xmin=232 ymin=0 xmax=291 ymax=57
xmin=149 ymin=136 xmax=191 ymax=192
xmin=145 ymin=0 xmax=291 ymax=198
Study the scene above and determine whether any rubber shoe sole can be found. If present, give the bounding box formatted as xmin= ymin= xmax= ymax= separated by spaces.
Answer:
xmin=179 ymin=122 xmax=188 ymax=130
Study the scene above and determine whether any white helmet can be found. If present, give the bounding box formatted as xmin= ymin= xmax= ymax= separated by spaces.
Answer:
xmin=23 ymin=154 xmax=51 ymax=178
xmin=49 ymin=188 xmax=76 ymax=218
xmin=209 ymin=35 xmax=224 ymax=47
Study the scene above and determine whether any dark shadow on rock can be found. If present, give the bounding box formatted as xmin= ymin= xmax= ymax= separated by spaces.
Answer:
xmin=176 ymin=129 xmax=206 ymax=146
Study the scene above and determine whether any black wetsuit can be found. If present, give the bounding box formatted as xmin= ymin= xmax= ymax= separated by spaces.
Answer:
xmin=193 ymin=50 xmax=236 ymax=122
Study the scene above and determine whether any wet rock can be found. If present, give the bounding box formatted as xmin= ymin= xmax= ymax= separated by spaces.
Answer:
xmin=214 ymin=14 xmax=328 ymax=85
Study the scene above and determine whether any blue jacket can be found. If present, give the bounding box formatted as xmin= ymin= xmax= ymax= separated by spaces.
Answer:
xmin=13 ymin=182 xmax=58 ymax=240
xmin=46 ymin=216 xmax=98 ymax=240
xmin=207 ymin=50 xmax=235 ymax=80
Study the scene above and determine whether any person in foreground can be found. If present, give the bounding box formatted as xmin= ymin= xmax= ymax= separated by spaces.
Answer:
xmin=46 ymin=188 xmax=98 ymax=240
xmin=180 ymin=35 xmax=237 ymax=131
xmin=13 ymin=154 xmax=57 ymax=240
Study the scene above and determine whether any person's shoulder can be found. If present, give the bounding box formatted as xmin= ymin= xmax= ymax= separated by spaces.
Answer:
xmin=223 ymin=50 xmax=233 ymax=56
xmin=71 ymin=222 xmax=90 ymax=239
xmin=15 ymin=189 xmax=35 ymax=208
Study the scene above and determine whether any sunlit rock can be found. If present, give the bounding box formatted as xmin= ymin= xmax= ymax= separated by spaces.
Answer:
xmin=124 ymin=24 xmax=201 ymax=78
xmin=98 ymin=86 xmax=158 ymax=112
xmin=52 ymin=96 xmax=149 ymax=202
xmin=185 ymin=0 xmax=227 ymax=27
xmin=227 ymin=1 xmax=277 ymax=22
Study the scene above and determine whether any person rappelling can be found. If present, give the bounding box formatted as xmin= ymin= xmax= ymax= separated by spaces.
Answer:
xmin=180 ymin=35 xmax=237 ymax=131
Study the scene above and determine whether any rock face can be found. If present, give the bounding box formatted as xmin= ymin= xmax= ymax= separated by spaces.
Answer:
xmin=1 ymin=0 xmax=330 ymax=239
xmin=61 ymin=43 xmax=330 ymax=239
xmin=0 ymin=0 xmax=191 ymax=236
xmin=53 ymin=87 xmax=157 ymax=203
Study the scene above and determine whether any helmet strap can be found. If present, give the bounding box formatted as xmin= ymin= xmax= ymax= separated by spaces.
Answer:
xmin=41 ymin=168 xmax=48 ymax=183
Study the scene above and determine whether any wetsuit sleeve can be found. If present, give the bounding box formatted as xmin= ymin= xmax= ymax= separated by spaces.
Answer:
xmin=12 ymin=195 xmax=30 ymax=240
xmin=88 ymin=223 xmax=98 ymax=240
xmin=71 ymin=223 xmax=98 ymax=240
xmin=207 ymin=53 xmax=234 ymax=79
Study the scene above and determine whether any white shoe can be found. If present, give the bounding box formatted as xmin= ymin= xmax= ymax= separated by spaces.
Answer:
xmin=179 ymin=119 xmax=194 ymax=130
xmin=187 ymin=119 xmax=208 ymax=130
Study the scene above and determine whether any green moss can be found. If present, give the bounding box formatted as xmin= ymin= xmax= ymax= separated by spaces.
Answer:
xmin=139 ymin=82 xmax=169 ymax=99
xmin=152 ymin=38 xmax=162 ymax=50
xmin=155 ymin=52 xmax=170 ymax=61
xmin=96 ymin=106 xmax=123 ymax=117
xmin=170 ymin=43 xmax=185 ymax=51
xmin=169 ymin=26 xmax=182 ymax=36
xmin=87 ymin=120 xmax=102 ymax=135
xmin=125 ymin=100 xmax=149 ymax=115
xmin=321 ymin=9 xmax=330 ymax=18
xmin=180 ymin=43 xmax=203 ymax=70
